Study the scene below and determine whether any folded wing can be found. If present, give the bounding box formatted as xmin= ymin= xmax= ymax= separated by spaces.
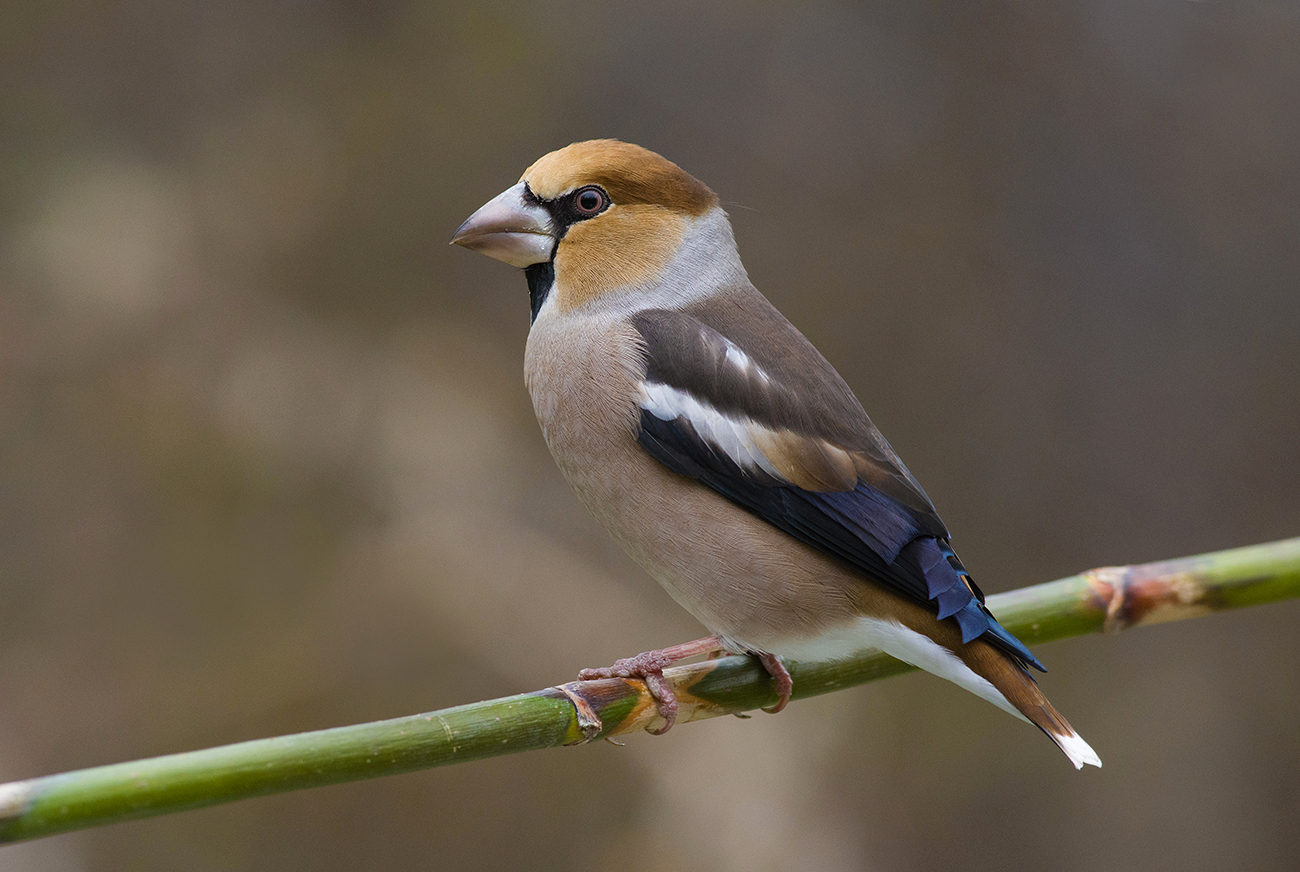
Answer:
xmin=631 ymin=305 xmax=1044 ymax=671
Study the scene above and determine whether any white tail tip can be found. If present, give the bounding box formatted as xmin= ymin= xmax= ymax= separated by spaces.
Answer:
xmin=1053 ymin=729 xmax=1102 ymax=769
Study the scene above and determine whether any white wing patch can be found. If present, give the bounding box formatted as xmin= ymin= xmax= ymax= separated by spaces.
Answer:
xmin=638 ymin=380 xmax=782 ymax=478
xmin=721 ymin=340 xmax=769 ymax=383
xmin=637 ymin=377 xmax=860 ymax=492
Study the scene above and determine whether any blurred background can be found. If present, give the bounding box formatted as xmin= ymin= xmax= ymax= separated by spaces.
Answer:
xmin=3 ymin=1 xmax=1299 ymax=869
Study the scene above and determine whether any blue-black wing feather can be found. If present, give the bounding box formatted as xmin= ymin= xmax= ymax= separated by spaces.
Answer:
xmin=632 ymin=306 xmax=1044 ymax=672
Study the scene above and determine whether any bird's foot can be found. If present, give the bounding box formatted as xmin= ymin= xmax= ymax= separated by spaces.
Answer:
xmin=578 ymin=635 xmax=725 ymax=735
xmin=757 ymin=652 xmax=793 ymax=714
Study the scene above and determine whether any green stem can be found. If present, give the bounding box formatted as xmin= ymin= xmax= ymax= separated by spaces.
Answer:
xmin=3 ymin=536 xmax=1298 ymax=844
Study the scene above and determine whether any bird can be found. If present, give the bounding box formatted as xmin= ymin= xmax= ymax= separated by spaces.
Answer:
xmin=451 ymin=139 xmax=1101 ymax=769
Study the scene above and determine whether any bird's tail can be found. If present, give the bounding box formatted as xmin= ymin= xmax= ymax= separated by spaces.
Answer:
xmin=873 ymin=594 xmax=1101 ymax=769
xmin=976 ymin=651 xmax=1102 ymax=770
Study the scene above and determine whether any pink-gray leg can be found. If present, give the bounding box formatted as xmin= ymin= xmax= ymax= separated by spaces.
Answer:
xmin=579 ymin=639 xmax=797 ymax=731
xmin=578 ymin=635 xmax=726 ymax=734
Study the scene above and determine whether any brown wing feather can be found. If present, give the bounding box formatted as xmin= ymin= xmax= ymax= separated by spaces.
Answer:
xmin=750 ymin=429 xmax=857 ymax=492
xmin=637 ymin=296 xmax=946 ymax=528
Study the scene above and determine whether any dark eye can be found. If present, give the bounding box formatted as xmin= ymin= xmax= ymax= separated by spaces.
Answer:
xmin=573 ymin=186 xmax=608 ymax=215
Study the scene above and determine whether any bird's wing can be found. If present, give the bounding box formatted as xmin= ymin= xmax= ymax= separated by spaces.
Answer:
xmin=630 ymin=306 xmax=1043 ymax=670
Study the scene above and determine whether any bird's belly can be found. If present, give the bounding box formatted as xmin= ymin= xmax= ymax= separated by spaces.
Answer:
xmin=524 ymin=313 xmax=862 ymax=652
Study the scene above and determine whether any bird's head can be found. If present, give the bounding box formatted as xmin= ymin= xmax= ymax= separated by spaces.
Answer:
xmin=452 ymin=140 xmax=720 ymax=320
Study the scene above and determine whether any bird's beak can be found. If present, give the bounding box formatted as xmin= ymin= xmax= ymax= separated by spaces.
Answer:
xmin=450 ymin=182 xmax=555 ymax=268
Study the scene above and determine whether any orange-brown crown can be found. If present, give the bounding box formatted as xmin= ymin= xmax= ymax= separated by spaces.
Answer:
xmin=523 ymin=140 xmax=717 ymax=217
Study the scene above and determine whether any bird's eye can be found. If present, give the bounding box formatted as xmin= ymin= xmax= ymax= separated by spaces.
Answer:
xmin=573 ymin=186 xmax=608 ymax=216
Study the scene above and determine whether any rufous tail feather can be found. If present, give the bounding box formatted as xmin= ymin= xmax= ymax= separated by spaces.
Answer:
xmin=980 ymin=652 xmax=1102 ymax=769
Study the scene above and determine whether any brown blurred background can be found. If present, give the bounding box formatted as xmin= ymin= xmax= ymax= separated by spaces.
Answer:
xmin=3 ymin=1 xmax=1299 ymax=869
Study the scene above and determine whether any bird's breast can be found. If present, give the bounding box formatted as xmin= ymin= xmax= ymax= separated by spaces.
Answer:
xmin=522 ymin=309 xmax=863 ymax=650
xmin=523 ymin=311 xmax=645 ymax=483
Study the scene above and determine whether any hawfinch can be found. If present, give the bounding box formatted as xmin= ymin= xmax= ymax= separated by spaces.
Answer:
xmin=452 ymin=140 xmax=1100 ymax=769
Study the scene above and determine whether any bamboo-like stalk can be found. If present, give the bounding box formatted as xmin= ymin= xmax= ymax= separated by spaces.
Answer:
xmin=2 ymin=537 xmax=1298 ymax=844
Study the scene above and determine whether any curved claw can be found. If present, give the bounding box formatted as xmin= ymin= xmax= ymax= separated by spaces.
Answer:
xmin=758 ymin=652 xmax=793 ymax=714
xmin=642 ymin=672 xmax=678 ymax=734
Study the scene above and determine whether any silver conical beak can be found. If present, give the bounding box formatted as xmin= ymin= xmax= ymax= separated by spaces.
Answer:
xmin=451 ymin=182 xmax=555 ymax=268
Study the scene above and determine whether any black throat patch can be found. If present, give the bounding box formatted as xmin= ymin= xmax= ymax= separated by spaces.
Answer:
xmin=525 ymin=262 xmax=555 ymax=323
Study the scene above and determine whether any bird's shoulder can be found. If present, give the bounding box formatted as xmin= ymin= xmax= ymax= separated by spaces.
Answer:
xmin=628 ymin=289 xmax=941 ymax=523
